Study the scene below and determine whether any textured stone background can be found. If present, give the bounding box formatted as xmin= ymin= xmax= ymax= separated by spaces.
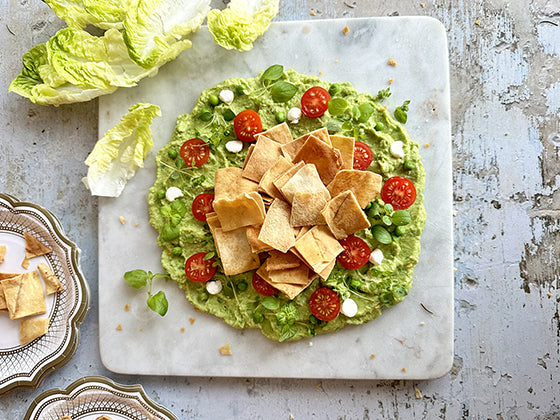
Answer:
xmin=1 ymin=0 xmax=559 ymax=418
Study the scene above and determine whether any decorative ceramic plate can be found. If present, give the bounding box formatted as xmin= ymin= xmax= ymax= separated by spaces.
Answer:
xmin=0 ymin=193 xmax=90 ymax=395
xmin=23 ymin=376 xmax=178 ymax=420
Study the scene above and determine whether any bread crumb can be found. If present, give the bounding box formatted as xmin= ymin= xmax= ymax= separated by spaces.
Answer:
xmin=310 ymin=10 xmax=316 ymax=16
xmin=0 ymin=244 xmax=6 ymax=263
xmin=343 ymin=26 xmax=350 ymax=35
xmin=116 ymin=324 xmax=122 ymax=331
xmin=402 ymin=367 xmax=407 ymax=372
xmin=290 ymin=415 xmax=295 ymax=420
xmin=180 ymin=327 xmax=185 ymax=332
xmin=453 ymin=267 xmax=458 ymax=272
xmin=547 ymin=292 xmax=552 ymax=297
xmin=505 ymin=132 xmax=509 ymax=136
xmin=119 ymin=216 xmax=126 ymax=224
xmin=388 ymin=57 xmax=397 ymax=66
xmin=388 ymin=78 xmax=394 ymax=85
xmin=139 ymin=328 xmax=144 ymax=331
xmin=219 ymin=343 xmax=232 ymax=355
xmin=335 ymin=59 xmax=339 ymax=63
xmin=370 ymin=353 xmax=376 ymax=359
xmin=189 ymin=317 xmax=196 ymax=325
xmin=319 ymin=71 xmax=323 ymax=76
xmin=424 ymin=143 xmax=430 ymax=148
xmin=420 ymin=2 xmax=425 ymax=7
xmin=475 ymin=20 xmax=481 ymax=25
xmin=414 ymin=387 xmax=423 ymax=398
xmin=135 ymin=223 xmax=139 ymax=227
xmin=435 ymin=87 xmax=439 ymax=91
xmin=420 ymin=322 xmax=425 ymax=326
xmin=124 ymin=304 xmax=130 ymax=312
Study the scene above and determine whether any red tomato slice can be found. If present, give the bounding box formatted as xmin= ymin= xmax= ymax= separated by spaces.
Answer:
xmin=185 ymin=252 xmax=217 ymax=283
xmin=252 ymin=272 xmax=278 ymax=296
xmin=309 ymin=288 xmax=341 ymax=322
xmin=337 ymin=236 xmax=371 ymax=270
xmin=192 ymin=193 xmax=214 ymax=222
xmin=234 ymin=110 xmax=263 ymax=142
xmin=301 ymin=86 xmax=331 ymax=118
xmin=180 ymin=138 xmax=210 ymax=167
xmin=381 ymin=176 xmax=417 ymax=210
xmin=353 ymin=141 xmax=374 ymax=170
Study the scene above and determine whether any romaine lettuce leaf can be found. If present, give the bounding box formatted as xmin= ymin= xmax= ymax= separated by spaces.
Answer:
xmin=83 ymin=103 xmax=161 ymax=197
xmin=122 ymin=0 xmax=211 ymax=68
xmin=207 ymin=0 xmax=279 ymax=51
xmin=44 ymin=0 xmax=128 ymax=30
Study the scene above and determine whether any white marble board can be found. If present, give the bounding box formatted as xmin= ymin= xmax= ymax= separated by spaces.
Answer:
xmin=98 ymin=17 xmax=453 ymax=379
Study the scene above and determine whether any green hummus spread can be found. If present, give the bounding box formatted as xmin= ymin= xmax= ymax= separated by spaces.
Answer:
xmin=148 ymin=68 xmax=426 ymax=341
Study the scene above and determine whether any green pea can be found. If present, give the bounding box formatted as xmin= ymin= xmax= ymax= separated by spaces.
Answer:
xmin=237 ymin=281 xmax=248 ymax=291
xmin=199 ymin=291 xmax=209 ymax=302
xmin=199 ymin=109 xmax=213 ymax=122
xmin=222 ymin=109 xmax=236 ymax=121
xmin=175 ymin=158 xmax=185 ymax=168
xmin=157 ymin=189 xmax=165 ymax=199
xmin=328 ymin=83 xmax=340 ymax=96
xmin=375 ymin=122 xmax=385 ymax=131
xmin=349 ymin=279 xmax=362 ymax=289
xmin=171 ymin=246 xmax=182 ymax=256
xmin=236 ymin=84 xmax=247 ymax=95
xmin=403 ymin=160 xmax=416 ymax=170
xmin=253 ymin=311 xmax=264 ymax=323
xmin=394 ymin=226 xmax=406 ymax=236
xmin=168 ymin=148 xmax=178 ymax=159
xmin=275 ymin=111 xmax=286 ymax=123
xmin=209 ymin=94 xmax=219 ymax=106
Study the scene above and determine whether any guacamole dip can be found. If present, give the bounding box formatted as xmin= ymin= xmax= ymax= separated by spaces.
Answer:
xmin=148 ymin=67 xmax=426 ymax=342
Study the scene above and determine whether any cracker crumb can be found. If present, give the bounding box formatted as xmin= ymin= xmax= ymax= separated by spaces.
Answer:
xmin=135 ymin=223 xmax=139 ymax=227
xmin=414 ymin=387 xmax=423 ymax=398
xmin=406 ymin=263 xmax=413 ymax=268
xmin=378 ymin=106 xmax=388 ymax=112
xmin=119 ymin=216 xmax=126 ymax=224
xmin=475 ymin=20 xmax=481 ymax=25
xmin=424 ymin=143 xmax=430 ymax=148
xmin=290 ymin=415 xmax=295 ymax=420
xmin=116 ymin=324 xmax=122 ymax=331
xmin=180 ymin=327 xmax=185 ymax=332
xmin=319 ymin=71 xmax=323 ymax=76
xmin=435 ymin=87 xmax=439 ymax=91
xmin=388 ymin=57 xmax=397 ymax=66
xmin=189 ymin=317 xmax=196 ymax=324
xmin=402 ymin=367 xmax=407 ymax=372
xmin=505 ymin=132 xmax=509 ymax=136
xmin=370 ymin=353 xmax=376 ymax=359
xmin=547 ymin=292 xmax=552 ymax=297
xmin=420 ymin=2 xmax=425 ymax=7
xmin=124 ymin=304 xmax=130 ymax=312
xmin=343 ymin=26 xmax=350 ymax=35
xmin=420 ymin=322 xmax=425 ymax=326
xmin=453 ymin=267 xmax=458 ymax=272
xmin=310 ymin=10 xmax=316 ymax=16
xmin=388 ymin=78 xmax=394 ymax=85
xmin=453 ymin=210 xmax=458 ymax=216
xmin=0 ymin=244 xmax=6 ymax=263
xmin=335 ymin=59 xmax=339 ymax=63
xmin=219 ymin=343 xmax=232 ymax=355
xmin=139 ymin=328 xmax=144 ymax=331
xmin=194 ymin=307 xmax=201 ymax=312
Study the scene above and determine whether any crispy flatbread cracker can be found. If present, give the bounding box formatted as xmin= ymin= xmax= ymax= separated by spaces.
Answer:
xmin=259 ymin=122 xmax=293 ymax=144
xmin=22 ymin=232 xmax=52 ymax=269
xmin=246 ymin=225 xmax=274 ymax=253
xmin=20 ymin=317 xmax=50 ymax=345
xmin=292 ymin=135 xmax=343 ymax=185
xmin=279 ymin=164 xmax=330 ymax=204
xmin=290 ymin=191 xmax=328 ymax=227
xmin=329 ymin=135 xmax=355 ymax=170
xmin=242 ymin=135 xmax=284 ymax=182
xmin=281 ymin=128 xmax=331 ymax=161
xmin=0 ymin=273 xmax=18 ymax=311
xmin=258 ymin=156 xmax=294 ymax=200
xmin=294 ymin=225 xmax=343 ymax=274
xmin=257 ymin=199 xmax=295 ymax=253
xmin=212 ymin=227 xmax=260 ymax=276
xmin=0 ymin=272 xmax=19 ymax=280
xmin=0 ymin=244 xmax=5 ymax=263
xmin=2 ymin=272 xmax=47 ymax=320
xmin=327 ymin=169 xmax=382 ymax=208
xmin=214 ymin=167 xmax=259 ymax=201
xmin=317 ymin=259 xmax=336 ymax=280
xmin=322 ymin=191 xmax=371 ymax=239
xmin=37 ymin=263 xmax=64 ymax=294
xmin=267 ymin=264 xmax=310 ymax=286
xmin=242 ymin=144 xmax=255 ymax=170
xmin=256 ymin=261 xmax=312 ymax=299
xmin=213 ymin=191 xmax=266 ymax=232
xmin=267 ymin=250 xmax=302 ymax=271
xmin=272 ymin=160 xmax=305 ymax=192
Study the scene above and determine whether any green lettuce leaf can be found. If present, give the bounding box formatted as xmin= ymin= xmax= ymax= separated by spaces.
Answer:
xmin=44 ymin=0 xmax=128 ymax=30
xmin=122 ymin=0 xmax=211 ymax=68
xmin=84 ymin=103 xmax=161 ymax=197
xmin=207 ymin=0 xmax=279 ymax=51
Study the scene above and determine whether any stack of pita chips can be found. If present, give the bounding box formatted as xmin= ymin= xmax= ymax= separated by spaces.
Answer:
xmin=207 ymin=123 xmax=382 ymax=300
xmin=0 ymin=232 xmax=64 ymax=345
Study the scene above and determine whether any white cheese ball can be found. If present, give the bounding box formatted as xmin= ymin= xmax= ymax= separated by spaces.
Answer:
xmin=369 ymin=248 xmax=384 ymax=265
xmin=341 ymin=298 xmax=358 ymax=318
xmin=219 ymin=89 xmax=234 ymax=105
xmin=225 ymin=140 xmax=243 ymax=153
xmin=165 ymin=186 xmax=183 ymax=202
xmin=206 ymin=280 xmax=223 ymax=295
xmin=390 ymin=140 xmax=405 ymax=158
xmin=287 ymin=107 xmax=302 ymax=124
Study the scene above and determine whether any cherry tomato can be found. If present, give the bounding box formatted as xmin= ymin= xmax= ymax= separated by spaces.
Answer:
xmin=353 ymin=141 xmax=374 ymax=170
xmin=337 ymin=236 xmax=371 ymax=270
xmin=309 ymin=288 xmax=341 ymax=322
xmin=252 ymin=272 xmax=278 ymax=296
xmin=185 ymin=252 xmax=217 ymax=283
xmin=300 ymin=86 xmax=331 ymax=118
xmin=234 ymin=110 xmax=263 ymax=142
xmin=192 ymin=193 xmax=214 ymax=222
xmin=180 ymin=138 xmax=210 ymax=167
xmin=381 ymin=176 xmax=417 ymax=210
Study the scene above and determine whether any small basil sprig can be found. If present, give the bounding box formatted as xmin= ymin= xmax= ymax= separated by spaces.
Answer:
xmin=394 ymin=100 xmax=411 ymax=124
xmin=366 ymin=200 xmax=412 ymax=243
xmin=260 ymin=65 xmax=297 ymax=103
xmin=124 ymin=269 xmax=169 ymax=316
xmin=376 ymin=87 xmax=391 ymax=101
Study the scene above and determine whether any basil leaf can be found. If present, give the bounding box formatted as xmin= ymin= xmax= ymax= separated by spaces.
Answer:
xmin=328 ymin=97 xmax=348 ymax=116
xmin=124 ymin=269 xmax=148 ymax=289
xmin=376 ymin=88 xmax=391 ymax=101
xmin=279 ymin=324 xmax=297 ymax=342
xmin=147 ymin=291 xmax=168 ymax=316
xmin=198 ymin=110 xmax=213 ymax=122
xmin=371 ymin=225 xmax=393 ymax=244
xmin=261 ymin=64 xmax=284 ymax=81
xmin=161 ymin=224 xmax=180 ymax=241
xmin=392 ymin=210 xmax=411 ymax=226
xmin=261 ymin=296 xmax=280 ymax=310
xmin=222 ymin=108 xmax=236 ymax=121
xmin=271 ymin=81 xmax=298 ymax=103
xmin=394 ymin=107 xmax=407 ymax=124
xmin=358 ymin=103 xmax=374 ymax=123
xmin=170 ymin=199 xmax=186 ymax=216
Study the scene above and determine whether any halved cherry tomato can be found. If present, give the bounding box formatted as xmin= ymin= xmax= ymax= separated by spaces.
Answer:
xmin=381 ymin=176 xmax=417 ymax=210
xmin=234 ymin=110 xmax=263 ymax=142
xmin=337 ymin=236 xmax=371 ymax=270
xmin=192 ymin=193 xmax=214 ymax=222
xmin=185 ymin=252 xmax=217 ymax=283
xmin=353 ymin=141 xmax=374 ymax=170
xmin=180 ymin=138 xmax=210 ymax=167
xmin=301 ymin=86 xmax=331 ymax=118
xmin=252 ymin=272 xmax=278 ymax=296
xmin=309 ymin=288 xmax=341 ymax=322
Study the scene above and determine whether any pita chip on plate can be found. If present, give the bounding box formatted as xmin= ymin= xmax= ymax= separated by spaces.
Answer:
xmin=0 ymin=244 xmax=6 ymax=263
xmin=37 ymin=263 xmax=64 ymax=294
xmin=0 ymin=272 xmax=19 ymax=311
xmin=267 ymin=250 xmax=302 ymax=271
xmin=213 ymin=191 xmax=266 ymax=232
xmin=22 ymin=231 xmax=52 ymax=269
xmin=327 ymin=169 xmax=382 ymax=208
xmin=294 ymin=225 xmax=343 ymax=274
xmin=322 ymin=191 xmax=371 ymax=239
xmin=2 ymin=271 xmax=47 ymax=320
xmin=19 ymin=317 xmax=50 ymax=345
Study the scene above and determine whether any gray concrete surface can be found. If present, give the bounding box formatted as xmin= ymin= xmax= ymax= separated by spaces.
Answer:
xmin=1 ymin=0 xmax=559 ymax=418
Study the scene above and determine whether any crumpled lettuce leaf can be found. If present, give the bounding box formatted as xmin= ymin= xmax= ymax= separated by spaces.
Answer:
xmin=83 ymin=103 xmax=161 ymax=197
xmin=207 ymin=0 xmax=279 ymax=51
xmin=123 ymin=0 xmax=211 ymax=68
xmin=44 ymin=0 xmax=128 ymax=30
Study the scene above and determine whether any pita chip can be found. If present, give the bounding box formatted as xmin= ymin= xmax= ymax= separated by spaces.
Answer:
xmin=322 ymin=191 xmax=371 ymax=239
xmin=272 ymin=161 xmax=305 ymax=192
xmin=0 ymin=273 xmax=18 ymax=312
xmin=292 ymin=135 xmax=343 ymax=185
xmin=258 ymin=156 xmax=294 ymax=200
xmin=327 ymin=169 xmax=383 ymax=208
xmin=0 ymin=244 xmax=6 ymax=263
xmin=279 ymin=164 xmax=330 ymax=204
xmin=37 ymin=263 xmax=64 ymax=294
xmin=242 ymin=136 xmax=284 ymax=182
xmin=267 ymin=250 xmax=303 ymax=271
xmin=290 ymin=191 xmax=328 ymax=227
xmin=212 ymin=227 xmax=260 ymax=276
xmin=20 ymin=317 xmax=50 ymax=345
xmin=242 ymin=144 xmax=255 ymax=170
xmin=294 ymin=225 xmax=343 ymax=274
xmin=246 ymin=225 xmax=273 ymax=253
xmin=2 ymin=271 xmax=47 ymax=320
xmin=214 ymin=167 xmax=258 ymax=201
xmin=267 ymin=264 xmax=311 ymax=286
xmin=257 ymin=199 xmax=295 ymax=253
xmin=22 ymin=232 xmax=52 ymax=269
xmin=213 ymin=191 xmax=266 ymax=232
xmin=256 ymin=261 xmax=312 ymax=299
xmin=259 ymin=123 xmax=293 ymax=144
xmin=329 ymin=135 xmax=355 ymax=170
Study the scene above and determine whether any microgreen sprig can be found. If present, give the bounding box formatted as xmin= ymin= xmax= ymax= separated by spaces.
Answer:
xmin=124 ymin=269 xmax=169 ymax=316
